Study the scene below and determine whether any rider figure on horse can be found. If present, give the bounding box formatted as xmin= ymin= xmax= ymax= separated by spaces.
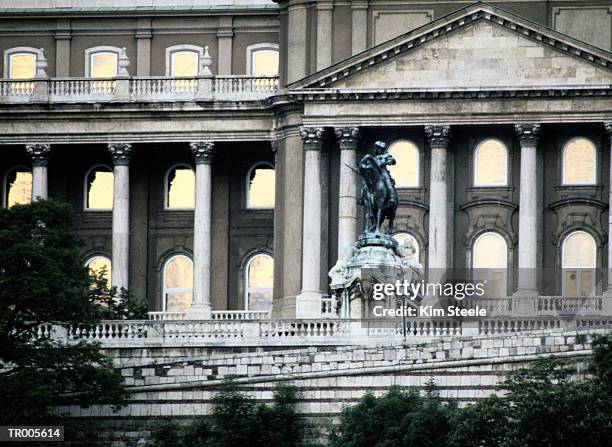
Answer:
xmin=373 ymin=141 xmax=397 ymax=207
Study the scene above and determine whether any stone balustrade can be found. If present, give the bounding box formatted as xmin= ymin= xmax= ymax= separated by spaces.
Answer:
xmin=0 ymin=75 xmax=279 ymax=103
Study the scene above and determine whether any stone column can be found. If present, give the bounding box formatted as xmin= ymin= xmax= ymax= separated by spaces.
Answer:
xmin=26 ymin=144 xmax=51 ymax=200
xmin=217 ymin=17 xmax=233 ymax=75
xmin=189 ymin=142 xmax=215 ymax=319
xmin=286 ymin=2 xmax=308 ymax=83
xmin=514 ymin=124 xmax=541 ymax=298
xmin=316 ymin=1 xmax=333 ymax=70
xmin=108 ymin=143 xmax=132 ymax=291
xmin=604 ymin=123 xmax=612 ymax=299
xmin=135 ymin=19 xmax=152 ymax=76
xmin=335 ymin=127 xmax=360 ymax=260
xmin=351 ymin=0 xmax=369 ymax=55
xmin=425 ymin=125 xmax=451 ymax=284
xmin=296 ymin=127 xmax=324 ymax=318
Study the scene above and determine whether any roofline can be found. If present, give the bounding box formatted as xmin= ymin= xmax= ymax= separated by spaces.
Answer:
xmin=289 ymin=1 xmax=612 ymax=90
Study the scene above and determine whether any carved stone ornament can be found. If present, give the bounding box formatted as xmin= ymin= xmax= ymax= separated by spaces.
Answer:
xmin=26 ymin=143 xmax=51 ymax=167
xmin=190 ymin=141 xmax=215 ymax=164
xmin=514 ymin=123 xmax=541 ymax=146
xmin=604 ymin=122 xmax=612 ymax=146
xmin=424 ymin=125 xmax=451 ymax=148
xmin=299 ymin=126 xmax=325 ymax=148
xmin=334 ymin=127 xmax=360 ymax=148
xmin=108 ymin=143 xmax=133 ymax=165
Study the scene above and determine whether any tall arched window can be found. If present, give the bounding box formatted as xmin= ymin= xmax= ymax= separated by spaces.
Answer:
xmin=85 ymin=165 xmax=113 ymax=210
xmin=562 ymin=137 xmax=596 ymax=185
xmin=163 ymin=255 xmax=193 ymax=312
xmin=85 ymin=46 xmax=120 ymax=78
xmin=165 ymin=165 xmax=195 ymax=209
xmin=562 ymin=231 xmax=596 ymax=297
xmin=246 ymin=163 xmax=275 ymax=208
xmin=86 ymin=256 xmax=112 ymax=288
xmin=247 ymin=44 xmax=279 ymax=76
xmin=244 ymin=253 xmax=273 ymax=311
xmin=472 ymin=232 xmax=507 ymax=298
xmin=3 ymin=166 xmax=32 ymax=207
xmin=387 ymin=140 xmax=419 ymax=187
xmin=393 ymin=232 xmax=420 ymax=263
xmin=474 ymin=139 xmax=508 ymax=186
xmin=165 ymin=45 xmax=203 ymax=76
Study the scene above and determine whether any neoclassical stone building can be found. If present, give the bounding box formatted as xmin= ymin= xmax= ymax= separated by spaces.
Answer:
xmin=1 ymin=0 xmax=612 ymax=320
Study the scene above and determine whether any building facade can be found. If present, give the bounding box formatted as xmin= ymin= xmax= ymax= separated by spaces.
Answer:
xmin=1 ymin=0 xmax=612 ymax=320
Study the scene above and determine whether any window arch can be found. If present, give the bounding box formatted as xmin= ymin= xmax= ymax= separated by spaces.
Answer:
xmin=165 ymin=45 xmax=203 ymax=76
xmin=562 ymin=137 xmax=597 ymax=185
xmin=3 ymin=166 xmax=32 ymax=208
xmin=84 ymin=165 xmax=113 ymax=210
xmin=246 ymin=43 xmax=279 ymax=76
xmin=472 ymin=232 xmax=507 ymax=298
xmin=85 ymin=255 xmax=112 ymax=288
xmin=246 ymin=163 xmax=275 ymax=209
xmin=165 ymin=164 xmax=195 ymax=209
xmin=244 ymin=253 xmax=274 ymax=311
xmin=85 ymin=46 xmax=121 ymax=78
xmin=387 ymin=140 xmax=419 ymax=187
xmin=3 ymin=47 xmax=42 ymax=79
xmin=562 ymin=231 xmax=596 ymax=297
xmin=162 ymin=254 xmax=193 ymax=312
xmin=474 ymin=139 xmax=508 ymax=186
xmin=393 ymin=232 xmax=420 ymax=263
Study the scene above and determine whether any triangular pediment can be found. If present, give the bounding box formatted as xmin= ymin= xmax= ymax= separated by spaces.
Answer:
xmin=290 ymin=2 xmax=612 ymax=91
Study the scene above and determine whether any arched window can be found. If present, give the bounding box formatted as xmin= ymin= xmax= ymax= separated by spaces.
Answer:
xmin=165 ymin=45 xmax=203 ymax=76
xmin=247 ymin=44 xmax=279 ymax=76
xmin=85 ymin=165 xmax=113 ymax=210
xmin=562 ymin=137 xmax=596 ymax=185
xmin=562 ymin=231 xmax=596 ymax=297
xmin=165 ymin=165 xmax=195 ymax=209
xmin=474 ymin=139 xmax=508 ymax=186
xmin=86 ymin=256 xmax=112 ymax=288
xmin=85 ymin=46 xmax=120 ymax=78
xmin=472 ymin=232 xmax=507 ymax=298
xmin=246 ymin=163 xmax=275 ymax=208
xmin=4 ymin=47 xmax=42 ymax=79
xmin=3 ymin=166 xmax=32 ymax=208
xmin=387 ymin=140 xmax=419 ymax=187
xmin=163 ymin=255 xmax=193 ymax=312
xmin=393 ymin=232 xmax=420 ymax=263
xmin=244 ymin=253 xmax=273 ymax=311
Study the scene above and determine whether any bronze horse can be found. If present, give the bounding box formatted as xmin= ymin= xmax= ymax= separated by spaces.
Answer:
xmin=357 ymin=154 xmax=398 ymax=234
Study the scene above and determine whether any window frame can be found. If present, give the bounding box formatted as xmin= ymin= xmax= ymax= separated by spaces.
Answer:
xmin=165 ymin=45 xmax=204 ymax=77
xmin=164 ymin=163 xmax=195 ymax=210
xmin=561 ymin=137 xmax=597 ymax=186
xmin=3 ymin=165 xmax=32 ymax=208
xmin=83 ymin=164 xmax=114 ymax=212
xmin=387 ymin=139 xmax=421 ymax=188
xmin=561 ymin=230 xmax=597 ymax=297
xmin=246 ymin=43 xmax=279 ymax=76
xmin=472 ymin=231 xmax=508 ymax=298
xmin=245 ymin=162 xmax=275 ymax=209
xmin=3 ymin=47 xmax=42 ymax=79
xmin=84 ymin=255 xmax=112 ymax=286
xmin=162 ymin=254 xmax=194 ymax=312
xmin=243 ymin=252 xmax=274 ymax=311
xmin=473 ymin=138 xmax=509 ymax=187
xmin=85 ymin=46 xmax=121 ymax=78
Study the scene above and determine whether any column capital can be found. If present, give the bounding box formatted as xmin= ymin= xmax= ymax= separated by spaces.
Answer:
xmin=108 ymin=143 xmax=133 ymax=165
xmin=26 ymin=143 xmax=51 ymax=167
xmin=425 ymin=125 xmax=451 ymax=148
xmin=190 ymin=141 xmax=215 ymax=164
xmin=300 ymin=126 xmax=325 ymax=149
xmin=514 ymin=123 xmax=541 ymax=146
xmin=334 ymin=126 xmax=360 ymax=148
xmin=604 ymin=122 xmax=612 ymax=144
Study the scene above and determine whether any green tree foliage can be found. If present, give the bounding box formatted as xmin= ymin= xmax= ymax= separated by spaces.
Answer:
xmin=152 ymin=381 xmax=307 ymax=447
xmin=0 ymin=200 xmax=128 ymax=426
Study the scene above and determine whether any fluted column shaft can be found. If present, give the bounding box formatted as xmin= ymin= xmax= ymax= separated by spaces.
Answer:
xmin=335 ymin=127 xmax=360 ymax=260
xmin=425 ymin=125 xmax=451 ymax=284
xmin=296 ymin=127 xmax=324 ymax=318
xmin=26 ymin=144 xmax=51 ymax=200
xmin=108 ymin=143 xmax=132 ymax=291
xmin=514 ymin=124 xmax=541 ymax=295
xmin=189 ymin=142 xmax=214 ymax=319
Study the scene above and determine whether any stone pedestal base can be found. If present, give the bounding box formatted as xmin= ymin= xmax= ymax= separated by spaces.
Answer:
xmin=186 ymin=304 xmax=212 ymax=320
xmin=512 ymin=289 xmax=537 ymax=316
xmin=296 ymin=290 xmax=322 ymax=318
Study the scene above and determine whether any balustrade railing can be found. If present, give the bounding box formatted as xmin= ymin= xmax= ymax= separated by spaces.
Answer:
xmin=538 ymin=296 xmax=603 ymax=314
xmin=0 ymin=75 xmax=279 ymax=103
